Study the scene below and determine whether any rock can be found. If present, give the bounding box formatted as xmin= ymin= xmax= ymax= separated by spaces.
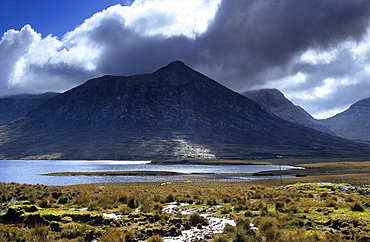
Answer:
xmin=169 ymin=225 xmax=181 ymax=236
xmin=43 ymin=214 xmax=62 ymax=222
xmin=70 ymin=213 xmax=95 ymax=223
xmin=57 ymin=197 xmax=68 ymax=204
xmin=50 ymin=222 xmax=62 ymax=232
xmin=0 ymin=207 xmax=24 ymax=223
xmin=362 ymin=202 xmax=370 ymax=207
xmin=51 ymin=192 xmax=62 ymax=199
xmin=169 ymin=217 xmax=183 ymax=225
xmin=20 ymin=205 xmax=39 ymax=212
xmin=89 ymin=215 xmax=104 ymax=226
xmin=24 ymin=214 xmax=49 ymax=227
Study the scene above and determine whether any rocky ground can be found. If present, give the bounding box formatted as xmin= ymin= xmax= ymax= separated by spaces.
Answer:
xmin=1 ymin=172 xmax=370 ymax=241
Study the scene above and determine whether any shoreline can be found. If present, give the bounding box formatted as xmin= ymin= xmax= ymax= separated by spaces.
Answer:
xmin=42 ymin=170 xmax=183 ymax=176
xmin=1 ymin=159 xmax=370 ymax=241
xmin=1 ymin=158 xmax=370 ymax=186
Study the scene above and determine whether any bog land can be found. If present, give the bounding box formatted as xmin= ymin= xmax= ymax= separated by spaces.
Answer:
xmin=1 ymin=158 xmax=370 ymax=241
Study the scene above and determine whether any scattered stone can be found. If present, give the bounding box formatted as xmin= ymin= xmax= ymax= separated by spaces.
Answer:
xmin=0 ymin=207 xmax=24 ymax=223
xmin=162 ymin=202 xmax=236 ymax=242
xmin=24 ymin=214 xmax=49 ymax=227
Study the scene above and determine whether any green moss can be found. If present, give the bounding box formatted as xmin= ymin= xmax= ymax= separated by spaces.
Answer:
xmin=1 ymin=180 xmax=369 ymax=241
xmin=34 ymin=209 xmax=89 ymax=216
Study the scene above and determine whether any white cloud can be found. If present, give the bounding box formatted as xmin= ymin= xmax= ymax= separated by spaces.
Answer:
xmin=259 ymin=72 xmax=307 ymax=91
xmin=1 ymin=26 xmax=101 ymax=95
xmin=0 ymin=25 xmax=41 ymax=94
xmin=303 ymin=78 xmax=336 ymax=100
xmin=0 ymin=0 xmax=221 ymax=96
xmin=0 ymin=0 xmax=370 ymax=121
xmin=350 ymin=30 xmax=370 ymax=61
xmin=124 ymin=0 xmax=221 ymax=38
xmin=300 ymin=48 xmax=339 ymax=65
xmin=314 ymin=108 xmax=348 ymax=120
xmin=264 ymin=28 xmax=370 ymax=119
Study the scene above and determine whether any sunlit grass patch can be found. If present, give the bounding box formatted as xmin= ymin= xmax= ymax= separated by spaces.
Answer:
xmin=1 ymin=177 xmax=370 ymax=241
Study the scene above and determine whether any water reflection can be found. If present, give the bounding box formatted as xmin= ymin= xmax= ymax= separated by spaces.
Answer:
xmin=0 ymin=160 xmax=293 ymax=186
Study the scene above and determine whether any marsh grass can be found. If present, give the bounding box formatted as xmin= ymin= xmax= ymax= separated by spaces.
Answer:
xmin=147 ymin=234 xmax=164 ymax=242
xmin=1 ymin=179 xmax=370 ymax=241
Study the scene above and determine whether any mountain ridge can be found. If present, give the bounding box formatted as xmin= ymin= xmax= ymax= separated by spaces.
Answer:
xmin=242 ymin=88 xmax=369 ymax=141
xmin=242 ymin=89 xmax=335 ymax=135
xmin=1 ymin=61 xmax=369 ymax=160
xmin=319 ymin=97 xmax=370 ymax=141
xmin=0 ymin=92 xmax=59 ymax=127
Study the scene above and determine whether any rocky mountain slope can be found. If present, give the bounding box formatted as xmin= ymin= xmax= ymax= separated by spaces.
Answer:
xmin=1 ymin=61 xmax=369 ymax=160
xmin=242 ymin=89 xmax=334 ymax=135
xmin=0 ymin=92 xmax=58 ymax=126
xmin=319 ymin=97 xmax=370 ymax=141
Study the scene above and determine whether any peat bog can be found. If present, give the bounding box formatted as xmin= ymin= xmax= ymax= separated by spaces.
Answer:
xmin=1 ymin=159 xmax=370 ymax=241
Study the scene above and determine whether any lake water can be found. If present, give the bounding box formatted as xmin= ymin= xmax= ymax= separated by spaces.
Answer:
xmin=0 ymin=160 xmax=294 ymax=186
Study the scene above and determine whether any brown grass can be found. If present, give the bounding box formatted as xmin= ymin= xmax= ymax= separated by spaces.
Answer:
xmin=1 ymin=159 xmax=370 ymax=241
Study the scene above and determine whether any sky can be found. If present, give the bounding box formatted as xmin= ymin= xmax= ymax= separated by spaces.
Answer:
xmin=1 ymin=0 xmax=370 ymax=119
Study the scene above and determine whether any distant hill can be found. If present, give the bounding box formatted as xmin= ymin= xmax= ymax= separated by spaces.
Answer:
xmin=0 ymin=92 xmax=59 ymax=126
xmin=319 ymin=97 xmax=370 ymax=141
xmin=242 ymin=89 xmax=334 ymax=135
xmin=1 ymin=61 xmax=369 ymax=160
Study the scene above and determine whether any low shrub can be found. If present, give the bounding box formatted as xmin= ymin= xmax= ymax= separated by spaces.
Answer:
xmin=127 ymin=197 xmax=140 ymax=209
xmin=325 ymin=199 xmax=338 ymax=209
xmin=189 ymin=212 xmax=208 ymax=226
xmin=101 ymin=228 xmax=125 ymax=242
xmin=275 ymin=201 xmax=285 ymax=212
xmin=211 ymin=234 xmax=230 ymax=242
xmin=351 ymin=202 xmax=364 ymax=212
xmin=147 ymin=234 xmax=164 ymax=242
xmin=30 ymin=224 xmax=50 ymax=239
xmin=257 ymin=217 xmax=278 ymax=231
xmin=165 ymin=194 xmax=175 ymax=203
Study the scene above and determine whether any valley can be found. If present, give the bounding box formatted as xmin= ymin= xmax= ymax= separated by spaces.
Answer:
xmin=1 ymin=61 xmax=370 ymax=161
xmin=1 ymin=61 xmax=370 ymax=241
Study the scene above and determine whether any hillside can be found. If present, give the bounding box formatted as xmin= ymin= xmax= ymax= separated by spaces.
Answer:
xmin=0 ymin=92 xmax=59 ymax=126
xmin=319 ymin=97 xmax=370 ymax=141
xmin=0 ymin=61 xmax=369 ymax=160
xmin=242 ymin=89 xmax=334 ymax=135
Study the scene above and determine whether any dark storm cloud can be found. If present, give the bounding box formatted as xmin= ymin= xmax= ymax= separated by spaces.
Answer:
xmin=1 ymin=0 xmax=370 ymax=118
xmin=97 ymin=35 xmax=193 ymax=76
xmin=193 ymin=0 xmax=370 ymax=90
xmin=85 ymin=14 xmax=194 ymax=76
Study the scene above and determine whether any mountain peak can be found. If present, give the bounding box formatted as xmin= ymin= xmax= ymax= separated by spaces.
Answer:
xmin=242 ymin=88 xmax=290 ymax=108
xmin=352 ymin=97 xmax=370 ymax=108
xmin=154 ymin=60 xmax=191 ymax=73
xmin=167 ymin=60 xmax=186 ymax=67
xmin=242 ymin=88 xmax=335 ymax=135
xmin=2 ymin=62 xmax=370 ymax=160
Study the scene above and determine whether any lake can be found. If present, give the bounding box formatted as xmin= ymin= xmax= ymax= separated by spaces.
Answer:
xmin=0 ymin=160 xmax=294 ymax=186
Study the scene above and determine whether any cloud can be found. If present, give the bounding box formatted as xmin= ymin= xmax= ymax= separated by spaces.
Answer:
xmin=0 ymin=25 xmax=40 ymax=94
xmin=122 ymin=0 xmax=220 ymax=38
xmin=1 ymin=0 xmax=370 ymax=119
xmin=194 ymin=0 xmax=370 ymax=118
xmin=0 ymin=0 xmax=221 ymax=96
xmin=0 ymin=24 xmax=100 ymax=96
xmin=195 ymin=0 xmax=370 ymax=88
xmin=267 ymin=31 xmax=370 ymax=118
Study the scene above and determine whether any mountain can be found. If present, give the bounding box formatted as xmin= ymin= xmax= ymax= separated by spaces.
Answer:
xmin=0 ymin=92 xmax=59 ymax=127
xmin=1 ymin=61 xmax=370 ymax=160
xmin=319 ymin=97 xmax=370 ymax=141
xmin=242 ymin=89 xmax=334 ymax=135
